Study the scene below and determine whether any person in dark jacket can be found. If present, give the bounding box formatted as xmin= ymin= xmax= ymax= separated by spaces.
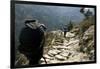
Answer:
xmin=63 ymin=25 xmax=68 ymax=38
xmin=18 ymin=19 xmax=46 ymax=65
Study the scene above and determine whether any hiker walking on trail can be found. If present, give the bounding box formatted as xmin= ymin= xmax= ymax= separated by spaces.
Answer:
xmin=63 ymin=25 xmax=68 ymax=38
xmin=18 ymin=19 xmax=47 ymax=65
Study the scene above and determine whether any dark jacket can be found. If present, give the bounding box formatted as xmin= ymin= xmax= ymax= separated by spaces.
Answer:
xmin=18 ymin=26 xmax=45 ymax=64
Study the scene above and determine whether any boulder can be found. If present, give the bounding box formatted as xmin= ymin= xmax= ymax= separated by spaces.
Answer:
xmin=48 ymin=49 xmax=61 ymax=56
xmin=40 ymin=58 xmax=51 ymax=64
xmin=55 ymin=55 xmax=66 ymax=60
xmin=53 ymin=45 xmax=68 ymax=49
xmin=40 ymin=58 xmax=45 ymax=62
xmin=66 ymin=39 xmax=79 ymax=47
xmin=48 ymin=60 xmax=59 ymax=64
xmin=43 ymin=54 xmax=52 ymax=59
xmin=83 ymin=25 xmax=94 ymax=41
xmin=60 ymin=52 xmax=69 ymax=57
xmin=68 ymin=53 xmax=84 ymax=62
xmin=66 ymin=32 xmax=75 ymax=38
xmin=71 ymin=27 xmax=79 ymax=33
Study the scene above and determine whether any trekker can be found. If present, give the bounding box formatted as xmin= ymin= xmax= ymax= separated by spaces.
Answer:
xmin=18 ymin=19 xmax=46 ymax=65
xmin=63 ymin=25 xmax=68 ymax=38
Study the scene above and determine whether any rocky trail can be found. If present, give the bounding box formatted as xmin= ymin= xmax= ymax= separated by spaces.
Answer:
xmin=15 ymin=25 xmax=94 ymax=66
xmin=40 ymin=31 xmax=91 ymax=64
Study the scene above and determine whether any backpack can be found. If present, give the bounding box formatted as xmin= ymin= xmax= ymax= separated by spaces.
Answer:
xmin=18 ymin=22 xmax=46 ymax=64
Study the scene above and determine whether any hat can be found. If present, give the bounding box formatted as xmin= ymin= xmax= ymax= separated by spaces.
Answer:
xmin=25 ymin=19 xmax=39 ymax=29
xmin=25 ymin=19 xmax=38 ymax=24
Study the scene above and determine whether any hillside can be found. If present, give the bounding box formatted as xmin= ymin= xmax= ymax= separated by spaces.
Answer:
xmin=40 ymin=24 xmax=95 ymax=64
xmin=15 ymin=15 xmax=95 ymax=66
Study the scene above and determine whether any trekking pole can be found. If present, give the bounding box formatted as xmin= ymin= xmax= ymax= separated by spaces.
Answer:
xmin=42 ymin=56 xmax=47 ymax=64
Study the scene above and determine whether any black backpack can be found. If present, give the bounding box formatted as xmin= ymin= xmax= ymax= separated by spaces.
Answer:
xmin=18 ymin=25 xmax=45 ymax=65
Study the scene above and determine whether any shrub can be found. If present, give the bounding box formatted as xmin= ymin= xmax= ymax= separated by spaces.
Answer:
xmin=79 ymin=16 xmax=95 ymax=34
